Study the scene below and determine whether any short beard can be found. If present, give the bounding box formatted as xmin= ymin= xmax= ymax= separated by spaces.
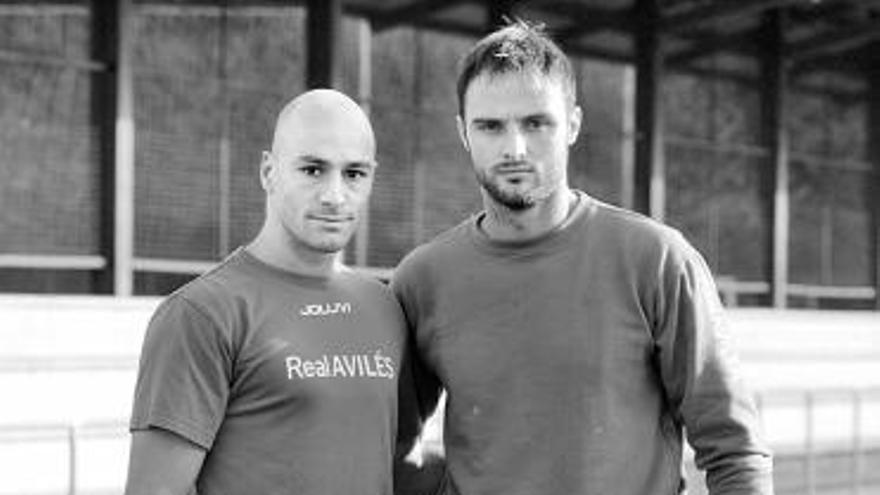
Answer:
xmin=478 ymin=171 xmax=536 ymax=211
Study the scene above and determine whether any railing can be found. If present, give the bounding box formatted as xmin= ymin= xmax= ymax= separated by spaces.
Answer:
xmin=1 ymin=387 xmax=879 ymax=495
xmin=756 ymin=387 xmax=880 ymax=495
xmin=0 ymin=420 xmax=127 ymax=495
xmin=715 ymin=277 xmax=878 ymax=308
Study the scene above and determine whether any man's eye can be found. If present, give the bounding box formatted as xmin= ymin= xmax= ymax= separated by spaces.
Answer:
xmin=301 ymin=166 xmax=322 ymax=177
xmin=345 ymin=169 xmax=370 ymax=180
xmin=524 ymin=118 xmax=548 ymax=130
xmin=475 ymin=121 xmax=502 ymax=132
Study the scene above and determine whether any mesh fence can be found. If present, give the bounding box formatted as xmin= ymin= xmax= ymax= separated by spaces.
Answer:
xmin=663 ymin=68 xmax=770 ymax=282
xmin=0 ymin=7 xmax=99 ymax=256
xmin=130 ymin=7 xmax=307 ymax=261
xmin=0 ymin=4 xmax=874 ymax=298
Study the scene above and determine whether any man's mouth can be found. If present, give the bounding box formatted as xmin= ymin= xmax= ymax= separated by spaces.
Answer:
xmin=308 ymin=215 xmax=353 ymax=224
xmin=495 ymin=163 xmax=533 ymax=175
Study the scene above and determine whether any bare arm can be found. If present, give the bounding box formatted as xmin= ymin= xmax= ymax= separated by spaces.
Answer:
xmin=124 ymin=428 xmax=207 ymax=495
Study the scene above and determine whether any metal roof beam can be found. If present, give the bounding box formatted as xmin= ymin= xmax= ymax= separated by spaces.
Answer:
xmin=787 ymin=19 xmax=880 ymax=62
xmin=525 ymin=1 xmax=632 ymax=41
xmin=661 ymin=0 xmax=803 ymax=32
xmin=792 ymin=46 xmax=875 ymax=75
xmin=364 ymin=0 xmax=473 ymax=32
xmin=382 ymin=16 xmax=486 ymax=38
xmin=666 ymin=28 xmax=760 ymax=66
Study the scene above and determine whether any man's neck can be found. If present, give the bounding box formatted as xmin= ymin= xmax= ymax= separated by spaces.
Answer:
xmin=480 ymin=188 xmax=577 ymax=242
xmin=247 ymin=230 xmax=341 ymax=279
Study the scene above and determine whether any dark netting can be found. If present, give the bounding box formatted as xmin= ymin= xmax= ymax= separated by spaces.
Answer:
xmin=570 ymin=58 xmax=629 ymax=205
xmin=132 ymin=10 xmax=227 ymax=260
xmin=0 ymin=7 xmax=99 ymax=256
xmin=130 ymin=6 xmax=365 ymax=264
xmin=0 ymin=268 xmax=94 ymax=294
xmin=666 ymin=143 xmax=769 ymax=282
xmin=790 ymin=161 xmax=874 ymax=288
xmin=0 ymin=3 xmax=874 ymax=302
xmin=788 ymin=78 xmax=873 ymax=288
xmin=664 ymin=66 xmax=769 ymax=283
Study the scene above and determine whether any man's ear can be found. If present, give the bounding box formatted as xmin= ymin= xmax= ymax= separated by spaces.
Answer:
xmin=260 ymin=151 xmax=275 ymax=192
xmin=567 ymin=106 xmax=583 ymax=146
xmin=456 ymin=115 xmax=470 ymax=152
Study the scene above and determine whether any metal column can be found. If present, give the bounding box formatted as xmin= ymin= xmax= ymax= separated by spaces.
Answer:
xmin=306 ymin=0 xmax=343 ymax=89
xmin=91 ymin=0 xmax=135 ymax=295
xmin=354 ymin=19 xmax=372 ymax=267
xmin=760 ymin=10 xmax=790 ymax=308
xmin=869 ymin=42 xmax=880 ymax=310
xmin=633 ymin=0 xmax=665 ymax=221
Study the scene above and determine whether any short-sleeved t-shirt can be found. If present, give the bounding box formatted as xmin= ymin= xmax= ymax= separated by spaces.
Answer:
xmin=130 ymin=248 xmax=406 ymax=495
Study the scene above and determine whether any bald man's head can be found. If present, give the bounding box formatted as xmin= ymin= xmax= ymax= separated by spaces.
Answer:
xmin=257 ymin=89 xmax=377 ymax=258
xmin=271 ymin=89 xmax=375 ymax=160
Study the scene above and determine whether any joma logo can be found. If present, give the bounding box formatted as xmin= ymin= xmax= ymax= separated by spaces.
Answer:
xmin=299 ymin=302 xmax=352 ymax=317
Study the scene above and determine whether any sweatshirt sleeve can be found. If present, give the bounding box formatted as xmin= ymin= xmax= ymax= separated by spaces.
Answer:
xmin=651 ymin=234 xmax=774 ymax=495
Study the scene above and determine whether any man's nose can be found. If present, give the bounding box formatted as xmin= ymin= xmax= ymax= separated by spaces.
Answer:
xmin=318 ymin=173 xmax=346 ymax=206
xmin=502 ymin=129 xmax=527 ymax=161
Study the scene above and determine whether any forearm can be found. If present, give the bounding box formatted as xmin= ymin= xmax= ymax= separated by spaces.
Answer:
xmin=124 ymin=429 xmax=206 ymax=495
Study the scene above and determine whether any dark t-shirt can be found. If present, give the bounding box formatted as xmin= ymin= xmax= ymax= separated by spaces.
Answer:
xmin=393 ymin=192 xmax=773 ymax=495
xmin=130 ymin=249 xmax=406 ymax=495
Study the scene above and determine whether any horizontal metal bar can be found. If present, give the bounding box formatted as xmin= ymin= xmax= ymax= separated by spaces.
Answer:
xmin=789 ymin=151 xmax=875 ymax=173
xmin=756 ymin=387 xmax=880 ymax=403
xmin=0 ymin=47 xmax=106 ymax=71
xmin=665 ymin=137 xmax=875 ymax=172
xmin=0 ymin=4 xmax=87 ymax=16
xmin=715 ymin=279 xmax=876 ymax=300
xmin=666 ymin=135 xmax=771 ymax=158
xmin=716 ymin=278 xmax=771 ymax=295
xmin=131 ymin=257 xmax=216 ymax=274
xmin=0 ymin=420 xmax=127 ymax=443
xmin=0 ymin=355 xmax=138 ymax=373
xmin=788 ymin=284 xmax=876 ymax=300
xmin=0 ymin=254 xmax=106 ymax=270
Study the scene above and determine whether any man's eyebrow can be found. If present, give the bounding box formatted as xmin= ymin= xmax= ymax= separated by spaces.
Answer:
xmin=295 ymin=154 xmax=376 ymax=169
xmin=347 ymin=159 xmax=378 ymax=170
xmin=520 ymin=112 xmax=553 ymax=120
xmin=470 ymin=117 xmax=503 ymax=125
xmin=297 ymin=154 xmax=328 ymax=164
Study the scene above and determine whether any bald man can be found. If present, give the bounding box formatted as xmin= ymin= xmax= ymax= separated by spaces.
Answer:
xmin=124 ymin=90 xmax=407 ymax=495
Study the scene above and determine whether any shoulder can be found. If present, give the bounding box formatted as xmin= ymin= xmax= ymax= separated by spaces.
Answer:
xmin=394 ymin=218 xmax=474 ymax=281
xmin=150 ymin=254 xmax=251 ymax=332
xmin=586 ymin=199 xmax=696 ymax=263
xmin=590 ymin=200 xmax=683 ymax=244
xmin=339 ymin=267 xmax=397 ymax=301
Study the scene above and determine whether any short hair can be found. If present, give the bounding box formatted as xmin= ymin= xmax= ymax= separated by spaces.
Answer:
xmin=455 ymin=20 xmax=576 ymax=118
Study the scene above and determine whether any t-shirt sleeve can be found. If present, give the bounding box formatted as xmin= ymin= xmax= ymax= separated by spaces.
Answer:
xmin=129 ymin=295 xmax=234 ymax=450
xmin=650 ymin=234 xmax=774 ymax=494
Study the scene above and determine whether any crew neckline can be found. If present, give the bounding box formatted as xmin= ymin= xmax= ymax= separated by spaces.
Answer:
xmin=468 ymin=190 xmax=596 ymax=256
xmin=232 ymin=247 xmax=349 ymax=289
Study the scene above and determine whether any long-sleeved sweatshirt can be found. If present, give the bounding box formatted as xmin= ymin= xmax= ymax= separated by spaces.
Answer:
xmin=393 ymin=191 xmax=773 ymax=495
